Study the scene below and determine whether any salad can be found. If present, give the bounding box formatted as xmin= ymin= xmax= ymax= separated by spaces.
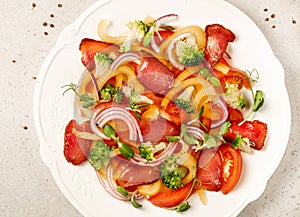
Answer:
xmin=62 ymin=14 xmax=268 ymax=212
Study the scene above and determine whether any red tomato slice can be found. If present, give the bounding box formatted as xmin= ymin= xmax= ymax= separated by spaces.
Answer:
xmin=153 ymin=30 xmax=174 ymax=47
xmin=218 ymin=144 xmax=242 ymax=194
xmin=63 ymin=119 xmax=92 ymax=165
xmin=79 ymin=38 xmax=119 ymax=71
xmin=204 ymin=24 xmax=235 ymax=66
xmin=215 ymin=68 xmax=251 ymax=91
xmin=161 ymin=101 xmax=188 ymax=126
xmin=148 ymin=181 xmax=193 ymax=208
xmin=226 ymin=104 xmax=244 ymax=122
xmin=224 ymin=120 xmax=268 ymax=150
xmin=136 ymin=53 xmax=175 ymax=95
xmin=195 ymin=148 xmax=222 ymax=191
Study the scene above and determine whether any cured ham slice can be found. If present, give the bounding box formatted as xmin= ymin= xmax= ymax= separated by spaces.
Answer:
xmin=204 ymin=24 xmax=235 ymax=66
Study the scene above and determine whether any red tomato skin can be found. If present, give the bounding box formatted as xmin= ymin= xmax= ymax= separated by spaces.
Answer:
xmin=79 ymin=38 xmax=119 ymax=71
xmin=215 ymin=68 xmax=251 ymax=91
xmin=199 ymin=116 xmax=212 ymax=133
xmin=204 ymin=24 xmax=235 ymax=66
xmin=148 ymin=181 xmax=193 ymax=208
xmin=218 ymin=144 xmax=242 ymax=194
xmin=224 ymin=120 xmax=268 ymax=150
xmin=63 ymin=120 xmax=92 ymax=165
xmin=195 ymin=148 xmax=222 ymax=191
xmin=136 ymin=54 xmax=174 ymax=95
xmin=153 ymin=30 xmax=174 ymax=47
xmin=226 ymin=104 xmax=244 ymax=122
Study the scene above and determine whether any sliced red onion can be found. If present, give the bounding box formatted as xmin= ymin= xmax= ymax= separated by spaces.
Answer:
xmin=149 ymin=14 xmax=179 ymax=53
xmin=91 ymin=107 xmax=143 ymax=142
xmin=130 ymin=142 xmax=179 ymax=167
xmin=110 ymin=52 xmax=141 ymax=71
xmin=96 ymin=169 xmax=128 ymax=201
xmin=88 ymin=71 xmax=100 ymax=100
xmin=167 ymin=32 xmax=192 ymax=71
xmin=90 ymin=107 xmax=110 ymax=140
xmin=186 ymin=125 xmax=205 ymax=141
xmin=211 ymin=97 xmax=229 ymax=129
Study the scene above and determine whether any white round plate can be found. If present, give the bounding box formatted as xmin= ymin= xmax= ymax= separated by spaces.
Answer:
xmin=33 ymin=0 xmax=291 ymax=216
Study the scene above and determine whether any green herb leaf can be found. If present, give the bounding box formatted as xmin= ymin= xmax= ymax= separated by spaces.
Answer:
xmin=208 ymin=76 xmax=221 ymax=87
xmin=253 ymin=90 xmax=264 ymax=112
xmin=219 ymin=121 xmax=232 ymax=135
xmin=143 ymin=31 xmax=153 ymax=47
xmin=61 ymin=83 xmax=79 ymax=96
xmin=199 ymin=67 xmax=210 ymax=77
xmin=205 ymin=136 xmax=217 ymax=148
xmin=198 ymin=105 xmax=204 ymax=118
xmin=116 ymin=186 xmax=129 ymax=196
xmin=175 ymin=201 xmax=191 ymax=212
xmin=119 ymin=143 xmax=134 ymax=159
xmin=180 ymin=124 xmax=188 ymax=137
xmin=79 ymin=93 xmax=96 ymax=108
xmin=80 ymin=93 xmax=94 ymax=102
xmin=232 ymin=134 xmax=243 ymax=149
xmin=183 ymin=134 xmax=199 ymax=145
xmin=82 ymin=101 xmax=95 ymax=108
xmin=166 ymin=136 xmax=181 ymax=142
xmin=131 ymin=196 xmax=143 ymax=208
xmin=103 ymin=124 xmax=115 ymax=139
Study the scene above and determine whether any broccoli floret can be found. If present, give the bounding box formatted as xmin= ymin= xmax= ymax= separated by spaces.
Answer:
xmin=94 ymin=52 xmax=114 ymax=77
xmin=224 ymin=82 xmax=246 ymax=110
xmin=114 ymin=89 xmax=123 ymax=104
xmin=100 ymin=84 xmax=123 ymax=103
xmin=173 ymin=86 xmax=195 ymax=114
xmin=126 ymin=20 xmax=149 ymax=42
xmin=176 ymin=38 xmax=204 ymax=66
xmin=173 ymin=98 xmax=195 ymax=114
xmin=128 ymin=88 xmax=153 ymax=118
xmin=88 ymin=141 xmax=111 ymax=171
xmin=232 ymin=134 xmax=252 ymax=153
xmin=138 ymin=142 xmax=166 ymax=161
xmin=95 ymin=52 xmax=114 ymax=64
xmin=119 ymin=20 xmax=150 ymax=53
xmin=160 ymin=155 xmax=187 ymax=190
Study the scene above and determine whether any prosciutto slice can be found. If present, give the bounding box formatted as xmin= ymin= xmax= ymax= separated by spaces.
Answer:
xmin=204 ymin=24 xmax=235 ymax=66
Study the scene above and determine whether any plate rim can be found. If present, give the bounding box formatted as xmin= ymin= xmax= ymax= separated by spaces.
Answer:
xmin=33 ymin=0 xmax=291 ymax=216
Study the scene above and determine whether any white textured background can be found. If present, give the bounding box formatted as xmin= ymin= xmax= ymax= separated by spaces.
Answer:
xmin=0 ymin=0 xmax=299 ymax=216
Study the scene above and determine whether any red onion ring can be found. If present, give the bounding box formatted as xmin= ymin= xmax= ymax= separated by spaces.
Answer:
xmin=186 ymin=125 xmax=205 ymax=140
xmin=211 ymin=97 xmax=229 ymax=129
xmin=90 ymin=107 xmax=143 ymax=142
xmin=90 ymin=107 xmax=110 ymax=139
xmin=110 ymin=52 xmax=141 ymax=71
xmin=88 ymin=71 xmax=100 ymax=100
xmin=149 ymin=14 xmax=179 ymax=53
xmin=96 ymin=107 xmax=143 ymax=142
xmin=96 ymin=169 xmax=128 ymax=200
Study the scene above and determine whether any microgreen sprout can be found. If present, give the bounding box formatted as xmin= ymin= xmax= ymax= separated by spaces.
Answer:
xmin=116 ymin=187 xmax=143 ymax=209
xmin=61 ymin=83 xmax=96 ymax=108
xmin=199 ymin=67 xmax=221 ymax=87
xmin=103 ymin=124 xmax=134 ymax=159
